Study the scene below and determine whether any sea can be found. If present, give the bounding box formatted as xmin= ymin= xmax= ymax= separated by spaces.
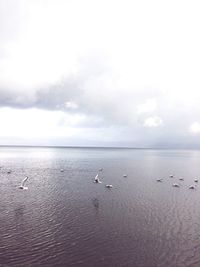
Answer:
xmin=1 ymin=146 xmax=200 ymax=267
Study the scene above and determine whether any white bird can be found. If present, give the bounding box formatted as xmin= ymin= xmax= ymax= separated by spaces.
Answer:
xmin=156 ymin=178 xmax=163 ymax=182
xmin=123 ymin=174 xmax=127 ymax=177
xmin=172 ymin=183 xmax=180 ymax=187
xmin=189 ymin=185 xmax=196 ymax=189
xmin=194 ymin=178 xmax=198 ymax=183
xmin=94 ymin=174 xmax=102 ymax=183
xmin=19 ymin=176 xmax=28 ymax=190
xmin=105 ymin=184 xmax=113 ymax=188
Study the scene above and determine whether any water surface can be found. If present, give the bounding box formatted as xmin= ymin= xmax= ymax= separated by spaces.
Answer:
xmin=1 ymin=147 xmax=200 ymax=267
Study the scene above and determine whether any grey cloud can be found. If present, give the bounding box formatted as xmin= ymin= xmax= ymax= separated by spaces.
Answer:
xmin=0 ymin=60 xmax=166 ymax=130
xmin=0 ymin=53 xmax=197 ymax=139
xmin=0 ymin=1 xmax=167 ymax=133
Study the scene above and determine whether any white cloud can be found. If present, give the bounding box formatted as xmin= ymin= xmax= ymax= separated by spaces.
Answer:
xmin=190 ymin=122 xmax=200 ymax=134
xmin=65 ymin=101 xmax=78 ymax=110
xmin=0 ymin=107 xmax=131 ymax=146
xmin=143 ymin=116 xmax=163 ymax=128
xmin=0 ymin=107 xmax=78 ymax=138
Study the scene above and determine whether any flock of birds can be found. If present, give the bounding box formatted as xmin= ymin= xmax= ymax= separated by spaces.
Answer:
xmin=5 ymin=167 xmax=127 ymax=191
xmin=156 ymin=174 xmax=198 ymax=189
xmin=94 ymin=173 xmax=114 ymax=188
xmin=93 ymin=168 xmax=127 ymax=188
xmin=7 ymin=167 xmax=197 ymax=191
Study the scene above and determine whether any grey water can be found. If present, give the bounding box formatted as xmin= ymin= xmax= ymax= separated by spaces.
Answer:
xmin=1 ymin=147 xmax=200 ymax=267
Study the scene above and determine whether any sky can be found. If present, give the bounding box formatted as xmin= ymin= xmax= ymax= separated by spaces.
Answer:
xmin=1 ymin=0 xmax=200 ymax=148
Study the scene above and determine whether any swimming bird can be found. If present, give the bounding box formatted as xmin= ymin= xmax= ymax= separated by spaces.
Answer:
xmin=7 ymin=170 xmax=11 ymax=174
xmin=156 ymin=178 xmax=163 ymax=182
xmin=105 ymin=184 xmax=113 ymax=188
xmin=94 ymin=174 xmax=102 ymax=183
xmin=19 ymin=176 xmax=28 ymax=190
xmin=194 ymin=178 xmax=198 ymax=183
xmin=172 ymin=183 xmax=180 ymax=187
xmin=169 ymin=175 xmax=174 ymax=178
xmin=123 ymin=174 xmax=127 ymax=177
xmin=189 ymin=185 xmax=196 ymax=189
xmin=60 ymin=169 xmax=64 ymax=172
xmin=179 ymin=178 xmax=184 ymax=181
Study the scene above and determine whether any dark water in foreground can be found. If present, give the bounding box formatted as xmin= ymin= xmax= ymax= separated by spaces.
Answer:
xmin=1 ymin=147 xmax=200 ymax=267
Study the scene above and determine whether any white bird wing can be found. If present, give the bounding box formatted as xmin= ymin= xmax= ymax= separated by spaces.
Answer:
xmin=21 ymin=177 xmax=28 ymax=187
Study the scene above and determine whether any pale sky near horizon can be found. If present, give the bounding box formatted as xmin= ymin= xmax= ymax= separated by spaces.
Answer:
xmin=1 ymin=0 xmax=200 ymax=147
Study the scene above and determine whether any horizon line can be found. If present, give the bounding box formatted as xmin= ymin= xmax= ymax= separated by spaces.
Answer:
xmin=0 ymin=144 xmax=199 ymax=150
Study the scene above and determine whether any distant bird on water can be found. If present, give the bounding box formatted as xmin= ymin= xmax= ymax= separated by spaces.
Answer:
xmin=194 ymin=178 xmax=198 ymax=183
xmin=179 ymin=178 xmax=184 ymax=181
xmin=156 ymin=178 xmax=163 ymax=182
xmin=105 ymin=184 xmax=113 ymax=188
xmin=169 ymin=175 xmax=174 ymax=178
xmin=172 ymin=183 xmax=180 ymax=187
xmin=123 ymin=174 xmax=127 ymax=177
xmin=189 ymin=185 xmax=196 ymax=189
xmin=19 ymin=176 xmax=29 ymax=190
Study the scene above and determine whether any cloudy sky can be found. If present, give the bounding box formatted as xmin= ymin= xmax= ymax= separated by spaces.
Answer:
xmin=0 ymin=0 xmax=200 ymax=148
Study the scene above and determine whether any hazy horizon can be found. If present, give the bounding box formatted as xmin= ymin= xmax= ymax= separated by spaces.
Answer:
xmin=2 ymin=144 xmax=200 ymax=151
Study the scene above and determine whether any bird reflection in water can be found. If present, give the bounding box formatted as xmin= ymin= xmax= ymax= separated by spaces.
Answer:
xmin=92 ymin=198 xmax=100 ymax=210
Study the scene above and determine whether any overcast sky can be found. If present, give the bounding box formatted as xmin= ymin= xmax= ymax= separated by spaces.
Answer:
xmin=1 ymin=0 xmax=200 ymax=147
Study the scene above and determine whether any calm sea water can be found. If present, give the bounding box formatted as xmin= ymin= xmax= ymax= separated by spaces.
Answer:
xmin=1 ymin=147 xmax=200 ymax=267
